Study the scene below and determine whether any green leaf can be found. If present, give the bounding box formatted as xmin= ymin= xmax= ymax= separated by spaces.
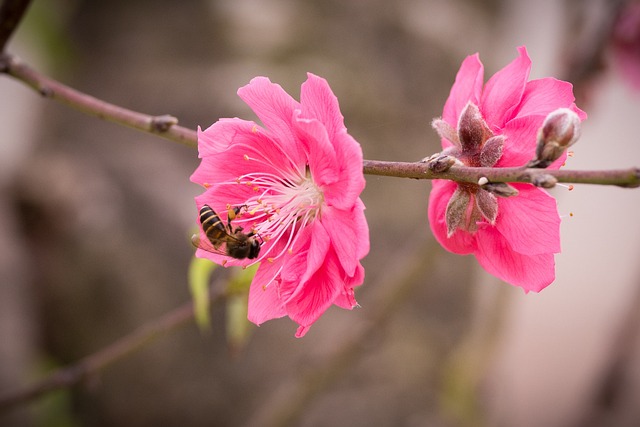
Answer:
xmin=226 ymin=292 xmax=252 ymax=355
xmin=226 ymin=263 xmax=259 ymax=295
xmin=225 ymin=264 xmax=258 ymax=353
xmin=188 ymin=256 xmax=217 ymax=332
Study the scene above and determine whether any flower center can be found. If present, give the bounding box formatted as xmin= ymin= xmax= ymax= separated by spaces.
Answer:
xmin=231 ymin=165 xmax=324 ymax=265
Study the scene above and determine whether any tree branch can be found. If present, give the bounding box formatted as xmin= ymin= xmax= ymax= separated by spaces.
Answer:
xmin=0 ymin=287 xmax=225 ymax=413
xmin=363 ymin=160 xmax=640 ymax=188
xmin=0 ymin=0 xmax=32 ymax=52
xmin=1 ymin=53 xmax=639 ymax=188
xmin=0 ymin=52 xmax=198 ymax=148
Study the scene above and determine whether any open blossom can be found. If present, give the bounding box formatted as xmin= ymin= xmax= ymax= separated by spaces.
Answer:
xmin=428 ymin=46 xmax=586 ymax=292
xmin=191 ymin=73 xmax=369 ymax=337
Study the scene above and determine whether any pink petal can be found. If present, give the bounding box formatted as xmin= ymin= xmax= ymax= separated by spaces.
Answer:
xmin=494 ymin=184 xmax=561 ymax=255
xmin=290 ymin=222 xmax=331 ymax=295
xmin=332 ymin=288 xmax=358 ymax=310
xmin=191 ymin=126 xmax=301 ymax=187
xmin=298 ymin=74 xmax=366 ymax=210
xmin=515 ymin=78 xmax=579 ymax=119
xmin=570 ymin=103 xmax=588 ymax=122
xmin=248 ymin=261 xmax=288 ymax=325
xmin=285 ymin=250 xmax=343 ymax=334
xmin=278 ymin=251 xmax=310 ymax=299
xmin=322 ymin=132 xmax=366 ymax=210
xmin=292 ymin=112 xmax=339 ymax=186
xmin=546 ymin=152 xmax=568 ymax=170
xmin=495 ymin=115 xmax=544 ymax=167
xmin=237 ymin=77 xmax=305 ymax=165
xmin=480 ymin=46 xmax=531 ymax=129
xmin=352 ymin=199 xmax=370 ymax=260
xmin=443 ymin=53 xmax=484 ymax=129
xmin=300 ymin=73 xmax=346 ymax=143
xmin=428 ymin=180 xmax=477 ymax=254
xmin=197 ymin=119 xmax=256 ymax=158
xmin=295 ymin=74 xmax=366 ymax=210
xmin=474 ymin=226 xmax=556 ymax=292
xmin=333 ymin=263 xmax=364 ymax=309
xmin=295 ymin=325 xmax=311 ymax=338
xmin=320 ymin=203 xmax=369 ymax=276
xmin=195 ymin=182 xmax=254 ymax=213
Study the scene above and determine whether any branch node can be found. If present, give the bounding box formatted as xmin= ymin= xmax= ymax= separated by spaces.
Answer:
xmin=620 ymin=167 xmax=640 ymax=188
xmin=38 ymin=85 xmax=53 ymax=98
xmin=532 ymin=173 xmax=558 ymax=188
xmin=151 ymin=114 xmax=178 ymax=133
xmin=422 ymin=154 xmax=457 ymax=173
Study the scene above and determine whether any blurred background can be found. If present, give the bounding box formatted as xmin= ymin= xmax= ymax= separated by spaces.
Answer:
xmin=1 ymin=0 xmax=640 ymax=426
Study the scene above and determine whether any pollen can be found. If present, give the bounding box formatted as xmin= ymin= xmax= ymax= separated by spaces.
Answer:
xmin=225 ymin=162 xmax=324 ymax=268
xmin=244 ymin=154 xmax=250 ymax=161
xmin=557 ymin=183 xmax=575 ymax=191
xmin=203 ymin=183 xmax=212 ymax=188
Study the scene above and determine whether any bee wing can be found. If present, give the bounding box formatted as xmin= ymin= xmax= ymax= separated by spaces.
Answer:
xmin=191 ymin=230 xmax=249 ymax=266
xmin=192 ymin=231 xmax=226 ymax=255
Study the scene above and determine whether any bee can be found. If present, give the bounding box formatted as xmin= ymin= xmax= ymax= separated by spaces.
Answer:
xmin=193 ymin=204 xmax=262 ymax=260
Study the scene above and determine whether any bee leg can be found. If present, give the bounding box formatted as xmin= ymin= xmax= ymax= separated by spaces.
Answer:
xmin=226 ymin=204 xmax=249 ymax=232
xmin=227 ymin=205 xmax=247 ymax=220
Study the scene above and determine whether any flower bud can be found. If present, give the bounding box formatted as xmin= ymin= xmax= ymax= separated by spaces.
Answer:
xmin=532 ymin=174 xmax=558 ymax=188
xmin=532 ymin=108 xmax=581 ymax=168
xmin=422 ymin=153 xmax=459 ymax=173
xmin=482 ymin=182 xmax=519 ymax=198
xmin=458 ymin=102 xmax=492 ymax=152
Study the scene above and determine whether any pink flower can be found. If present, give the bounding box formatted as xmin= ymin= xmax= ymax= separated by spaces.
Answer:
xmin=191 ymin=73 xmax=369 ymax=337
xmin=428 ymin=46 xmax=586 ymax=292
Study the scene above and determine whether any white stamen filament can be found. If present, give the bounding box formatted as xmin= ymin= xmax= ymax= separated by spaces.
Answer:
xmin=227 ymin=159 xmax=324 ymax=272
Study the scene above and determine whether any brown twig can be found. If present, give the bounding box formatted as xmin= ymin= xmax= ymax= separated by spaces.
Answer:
xmin=363 ymin=160 xmax=640 ymax=188
xmin=0 ymin=52 xmax=198 ymax=148
xmin=0 ymin=287 xmax=224 ymax=413
xmin=0 ymin=0 xmax=32 ymax=52
xmin=1 ymin=53 xmax=639 ymax=188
